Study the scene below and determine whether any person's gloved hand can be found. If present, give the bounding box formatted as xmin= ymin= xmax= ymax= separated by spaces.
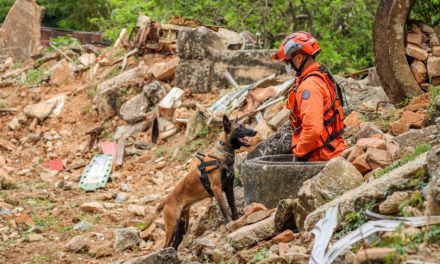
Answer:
xmin=293 ymin=155 xmax=307 ymax=162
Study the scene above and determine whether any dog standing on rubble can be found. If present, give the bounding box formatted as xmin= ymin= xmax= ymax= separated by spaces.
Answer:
xmin=142 ymin=115 xmax=257 ymax=250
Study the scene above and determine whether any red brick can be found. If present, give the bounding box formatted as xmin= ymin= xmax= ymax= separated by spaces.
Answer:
xmin=366 ymin=149 xmax=392 ymax=170
xmin=410 ymin=60 xmax=427 ymax=84
xmin=427 ymin=57 xmax=440 ymax=77
xmin=345 ymin=111 xmax=363 ymax=130
xmin=357 ymin=138 xmax=387 ymax=150
xmin=406 ymin=44 xmax=429 ymax=61
xmin=352 ymin=153 xmax=372 ymax=175
xmin=389 ymin=121 xmax=410 ymax=136
xmin=347 ymin=145 xmax=365 ymax=163
xmin=433 ymin=46 xmax=440 ymax=57
xmin=400 ymin=111 xmax=426 ymax=128
xmin=243 ymin=202 xmax=268 ymax=216
xmin=272 ymin=230 xmax=295 ymax=244
xmin=407 ymin=33 xmax=423 ymax=47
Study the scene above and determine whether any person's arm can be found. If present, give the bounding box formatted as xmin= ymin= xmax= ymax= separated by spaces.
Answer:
xmin=293 ymin=78 xmax=325 ymax=158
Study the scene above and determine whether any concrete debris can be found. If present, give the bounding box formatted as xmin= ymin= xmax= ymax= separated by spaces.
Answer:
xmin=295 ymin=157 xmax=363 ymax=230
xmin=226 ymin=215 xmax=276 ymax=250
xmin=117 ymin=247 xmax=180 ymax=264
xmin=0 ymin=0 xmax=43 ymax=62
xmin=49 ymin=59 xmax=74 ymax=86
xmin=64 ymin=235 xmax=89 ymax=253
xmin=23 ymin=94 xmax=66 ymax=120
xmin=120 ymin=93 xmax=149 ymax=124
xmin=113 ymin=227 xmax=141 ymax=252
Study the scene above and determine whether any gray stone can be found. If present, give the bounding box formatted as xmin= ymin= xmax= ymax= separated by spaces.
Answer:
xmin=115 ymin=192 xmax=129 ymax=203
xmin=23 ymin=99 xmax=57 ymax=120
xmin=247 ymin=122 xmax=292 ymax=160
xmin=64 ymin=235 xmax=89 ymax=253
xmin=175 ymin=27 xmax=284 ymax=93
xmin=73 ymin=220 xmax=91 ymax=231
xmin=143 ymin=81 xmax=167 ymax=106
xmin=113 ymin=227 xmax=141 ymax=252
xmin=394 ymin=125 xmax=437 ymax=149
xmin=274 ymin=199 xmax=296 ymax=233
xmin=113 ymin=121 xmax=150 ymax=140
xmin=120 ymin=94 xmax=149 ymax=124
xmin=354 ymin=122 xmax=384 ymax=141
xmin=49 ymin=59 xmax=74 ymax=86
xmin=303 ymin=152 xmax=428 ymax=231
xmin=119 ymin=248 xmax=180 ymax=264
xmin=425 ymin=146 xmax=440 ymax=216
xmin=242 ymin=154 xmax=325 ymax=208
xmin=0 ymin=0 xmax=43 ymax=62
xmin=295 ymin=157 xmax=363 ymax=230
xmin=226 ymin=215 xmax=276 ymax=250
xmin=120 ymin=183 xmax=132 ymax=192
xmin=8 ymin=118 xmax=21 ymax=130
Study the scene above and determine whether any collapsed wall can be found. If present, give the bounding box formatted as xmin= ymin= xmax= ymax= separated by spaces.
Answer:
xmin=175 ymin=27 xmax=285 ymax=93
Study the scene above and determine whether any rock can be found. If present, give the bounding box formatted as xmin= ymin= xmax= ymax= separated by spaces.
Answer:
xmin=379 ymin=191 xmax=412 ymax=214
xmin=113 ymin=121 xmax=150 ymax=140
xmin=272 ymin=230 xmax=295 ymax=244
xmin=23 ymin=99 xmax=57 ymax=120
xmin=355 ymin=123 xmax=384 ymax=141
xmin=113 ymin=227 xmax=141 ymax=252
xmin=64 ymin=235 xmax=89 ymax=253
xmin=191 ymin=201 xmax=223 ymax=237
xmin=227 ymin=215 xmax=276 ymax=250
xmin=347 ymin=145 xmax=365 ymax=163
xmin=352 ymin=153 xmax=372 ymax=175
xmin=150 ymin=56 xmax=179 ymax=81
xmin=407 ymin=33 xmax=423 ymax=46
xmin=425 ymin=146 xmax=440 ymax=216
xmin=118 ymin=247 xmax=180 ymax=264
xmin=128 ymin=204 xmax=145 ymax=216
xmin=120 ymin=94 xmax=149 ymax=124
xmin=410 ymin=60 xmax=427 ymax=84
xmin=247 ymin=122 xmax=292 ymax=160
xmin=394 ymin=125 xmax=437 ymax=149
xmin=427 ymin=57 xmax=440 ymax=77
xmin=115 ymin=192 xmax=130 ymax=203
xmin=143 ymin=81 xmax=167 ymax=106
xmin=356 ymin=138 xmax=387 ymax=150
xmin=344 ymin=111 xmax=363 ymax=130
xmin=390 ymin=121 xmax=410 ymax=136
xmin=28 ymin=233 xmax=44 ymax=242
xmin=295 ymin=157 xmax=363 ymax=229
xmin=274 ymin=199 xmax=296 ymax=233
xmin=96 ymin=66 xmax=149 ymax=97
xmin=89 ymin=242 xmax=113 ymax=258
xmin=303 ymin=152 xmax=428 ymax=231
xmin=74 ymin=220 xmax=91 ymax=231
xmin=366 ymin=148 xmax=392 ymax=169
xmin=406 ymin=44 xmax=429 ymax=61
xmin=268 ymin=108 xmax=290 ymax=130
xmin=243 ymin=202 xmax=268 ymax=216
xmin=78 ymin=53 xmax=96 ymax=67
xmin=8 ymin=118 xmax=21 ymax=131
xmin=433 ymin=46 xmax=440 ymax=57
xmin=0 ymin=0 xmax=43 ymax=62
xmin=49 ymin=59 xmax=75 ymax=86
xmin=400 ymin=111 xmax=426 ymax=128
xmin=246 ymin=210 xmax=272 ymax=225
xmin=226 ymin=216 xmax=247 ymax=232
xmin=0 ymin=173 xmax=16 ymax=190
xmin=79 ymin=202 xmax=103 ymax=213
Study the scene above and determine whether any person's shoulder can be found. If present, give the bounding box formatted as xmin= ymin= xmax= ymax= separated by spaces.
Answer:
xmin=298 ymin=75 xmax=325 ymax=92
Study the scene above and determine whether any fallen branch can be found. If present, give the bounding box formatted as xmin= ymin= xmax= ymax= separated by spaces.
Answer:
xmin=121 ymin=48 xmax=139 ymax=71
xmin=49 ymin=43 xmax=75 ymax=64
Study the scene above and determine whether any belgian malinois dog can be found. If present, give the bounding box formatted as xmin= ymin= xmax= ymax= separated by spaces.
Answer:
xmin=142 ymin=115 xmax=257 ymax=249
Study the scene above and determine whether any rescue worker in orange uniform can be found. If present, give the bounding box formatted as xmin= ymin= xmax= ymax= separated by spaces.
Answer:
xmin=272 ymin=32 xmax=347 ymax=161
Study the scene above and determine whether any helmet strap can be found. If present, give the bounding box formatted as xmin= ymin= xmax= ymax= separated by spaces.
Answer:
xmin=291 ymin=54 xmax=307 ymax=75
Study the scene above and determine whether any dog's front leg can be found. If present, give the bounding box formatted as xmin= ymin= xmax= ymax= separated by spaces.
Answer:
xmin=210 ymin=172 xmax=232 ymax=223
xmin=224 ymin=175 xmax=238 ymax=220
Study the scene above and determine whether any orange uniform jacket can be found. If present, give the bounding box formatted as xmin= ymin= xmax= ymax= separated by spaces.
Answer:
xmin=289 ymin=62 xmax=346 ymax=161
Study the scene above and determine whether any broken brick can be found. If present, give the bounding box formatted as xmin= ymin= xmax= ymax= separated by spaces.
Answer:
xmin=406 ymin=44 xmax=429 ymax=61
xmin=400 ymin=111 xmax=426 ymax=128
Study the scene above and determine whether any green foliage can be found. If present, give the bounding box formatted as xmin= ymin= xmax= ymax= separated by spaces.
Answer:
xmin=183 ymin=139 xmax=204 ymax=155
xmin=0 ymin=0 xmax=14 ymax=22
xmin=374 ymin=144 xmax=432 ymax=178
xmin=428 ymin=85 xmax=440 ymax=120
xmin=197 ymin=126 xmax=210 ymax=139
xmin=250 ymin=247 xmax=270 ymax=264
xmin=411 ymin=0 xmax=440 ymax=26
xmin=50 ymin=35 xmax=81 ymax=49
xmin=233 ymin=172 xmax=242 ymax=187
xmin=25 ymin=68 xmax=48 ymax=86
xmin=335 ymin=201 xmax=374 ymax=238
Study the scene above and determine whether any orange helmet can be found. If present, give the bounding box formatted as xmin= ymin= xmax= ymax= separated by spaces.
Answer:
xmin=272 ymin=32 xmax=321 ymax=61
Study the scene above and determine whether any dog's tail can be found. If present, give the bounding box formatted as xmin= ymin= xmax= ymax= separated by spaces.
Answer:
xmin=141 ymin=200 xmax=165 ymax=231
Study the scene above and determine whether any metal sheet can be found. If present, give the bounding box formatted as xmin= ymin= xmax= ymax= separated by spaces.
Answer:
xmin=79 ymin=154 xmax=113 ymax=191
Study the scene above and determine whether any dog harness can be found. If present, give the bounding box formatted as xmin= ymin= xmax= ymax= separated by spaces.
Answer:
xmin=195 ymin=152 xmax=234 ymax=196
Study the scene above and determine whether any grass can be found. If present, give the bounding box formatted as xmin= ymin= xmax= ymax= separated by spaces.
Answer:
xmin=50 ymin=35 xmax=81 ymax=49
xmin=398 ymin=191 xmax=424 ymax=217
xmin=374 ymin=144 xmax=431 ymax=178
xmin=250 ymin=247 xmax=270 ymax=264
xmin=0 ymin=99 xmax=6 ymax=108
xmin=197 ymin=126 xmax=210 ymax=139
xmin=87 ymin=84 xmax=97 ymax=101
xmin=428 ymin=85 xmax=440 ymax=120
xmin=25 ymin=68 xmax=47 ymax=86
xmin=335 ymin=201 xmax=375 ymax=238
xmin=183 ymin=139 xmax=205 ymax=156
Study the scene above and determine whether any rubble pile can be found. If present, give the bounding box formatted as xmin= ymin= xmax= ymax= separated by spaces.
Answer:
xmin=406 ymin=22 xmax=440 ymax=90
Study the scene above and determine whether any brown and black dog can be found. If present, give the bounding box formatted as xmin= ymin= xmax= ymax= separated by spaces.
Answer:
xmin=142 ymin=115 xmax=257 ymax=250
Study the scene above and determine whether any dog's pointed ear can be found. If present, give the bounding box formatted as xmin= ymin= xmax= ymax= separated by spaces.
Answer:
xmin=223 ymin=115 xmax=231 ymax=134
